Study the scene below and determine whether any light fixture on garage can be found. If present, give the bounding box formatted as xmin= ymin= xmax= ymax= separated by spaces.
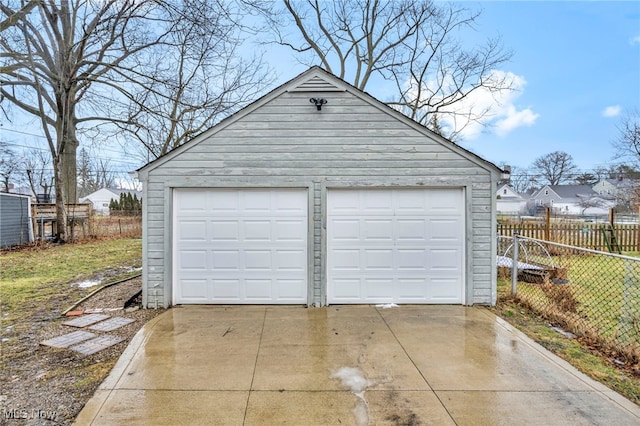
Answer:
xmin=309 ymin=97 xmax=327 ymax=111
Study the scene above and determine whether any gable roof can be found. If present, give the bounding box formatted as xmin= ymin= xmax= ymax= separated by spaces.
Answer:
xmin=532 ymin=184 xmax=599 ymax=200
xmin=81 ymin=188 xmax=142 ymax=199
xmin=496 ymin=184 xmax=524 ymax=199
xmin=138 ymin=66 xmax=502 ymax=176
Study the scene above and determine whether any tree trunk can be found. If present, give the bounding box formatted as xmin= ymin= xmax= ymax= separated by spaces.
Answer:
xmin=53 ymin=155 xmax=68 ymax=242
xmin=61 ymin=135 xmax=78 ymax=203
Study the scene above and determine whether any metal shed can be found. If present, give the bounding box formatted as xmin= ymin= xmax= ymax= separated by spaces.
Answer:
xmin=0 ymin=193 xmax=34 ymax=248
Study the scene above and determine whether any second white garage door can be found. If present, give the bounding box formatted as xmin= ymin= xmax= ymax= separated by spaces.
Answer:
xmin=173 ymin=188 xmax=307 ymax=304
xmin=327 ymin=188 xmax=464 ymax=304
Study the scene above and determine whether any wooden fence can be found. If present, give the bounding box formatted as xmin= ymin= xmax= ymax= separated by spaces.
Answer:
xmin=497 ymin=222 xmax=640 ymax=252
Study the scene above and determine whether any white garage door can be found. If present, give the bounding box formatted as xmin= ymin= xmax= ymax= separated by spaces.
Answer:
xmin=173 ymin=188 xmax=307 ymax=304
xmin=327 ymin=188 xmax=464 ymax=304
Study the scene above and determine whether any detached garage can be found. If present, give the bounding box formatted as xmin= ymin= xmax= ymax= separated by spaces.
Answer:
xmin=137 ymin=67 xmax=501 ymax=308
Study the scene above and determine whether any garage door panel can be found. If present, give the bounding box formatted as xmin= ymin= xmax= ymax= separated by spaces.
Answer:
xmin=364 ymin=249 xmax=394 ymax=270
xmin=210 ymin=220 xmax=240 ymax=241
xmin=243 ymin=220 xmax=271 ymax=241
xmin=179 ymin=279 xmax=208 ymax=301
xmin=245 ymin=279 xmax=272 ymax=299
xmin=174 ymin=188 xmax=307 ymax=304
xmin=429 ymin=219 xmax=462 ymax=242
xmin=429 ymin=277 xmax=462 ymax=301
xmin=179 ymin=220 xmax=208 ymax=241
xmin=362 ymin=191 xmax=394 ymax=214
xmin=331 ymin=278 xmax=361 ymax=300
xmin=429 ymin=249 xmax=461 ymax=272
xmin=245 ymin=250 xmax=272 ymax=270
xmin=396 ymin=219 xmax=426 ymax=241
xmin=274 ymin=220 xmax=306 ymax=241
xmin=330 ymin=219 xmax=360 ymax=240
xmin=397 ymin=278 xmax=427 ymax=300
xmin=211 ymin=250 xmax=240 ymax=271
xmin=211 ymin=279 xmax=241 ymax=299
xmin=363 ymin=219 xmax=393 ymax=241
xmin=210 ymin=192 xmax=239 ymax=214
xmin=180 ymin=251 xmax=207 ymax=270
xmin=276 ymin=279 xmax=307 ymax=299
xmin=328 ymin=188 xmax=464 ymax=304
xmin=331 ymin=249 xmax=360 ymax=270
xmin=274 ymin=250 xmax=306 ymax=271
xmin=397 ymin=249 xmax=427 ymax=270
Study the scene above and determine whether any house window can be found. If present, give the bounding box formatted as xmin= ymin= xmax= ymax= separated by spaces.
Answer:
xmin=503 ymin=189 xmax=507 ymax=195
xmin=102 ymin=203 xmax=109 ymax=207
xmin=544 ymin=189 xmax=549 ymax=195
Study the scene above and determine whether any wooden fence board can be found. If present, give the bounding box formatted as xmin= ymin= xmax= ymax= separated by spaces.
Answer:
xmin=497 ymin=222 xmax=640 ymax=252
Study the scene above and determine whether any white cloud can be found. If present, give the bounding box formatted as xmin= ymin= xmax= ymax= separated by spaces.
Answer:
xmin=414 ymin=70 xmax=539 ymax=140
xmin=631 ymin=36 xmax=640 ymax=46
xmin=495 ymin=105 xmax=539 ymax=136
xmin=602 ymin=105 xmax=621 ymax=117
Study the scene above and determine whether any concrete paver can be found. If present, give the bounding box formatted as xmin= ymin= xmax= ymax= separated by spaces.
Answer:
xmin=70 ymin=335 xmax=125 ymax=356
xmin=88 ymin=317 xmax=135 ymax=332
xmin=63 ymin=313 xmax=110 ymax=328
xmin=75 ymin=305 xmax=640 ymax=426
xmin=40 ymin=330 xmax=96 ymax=349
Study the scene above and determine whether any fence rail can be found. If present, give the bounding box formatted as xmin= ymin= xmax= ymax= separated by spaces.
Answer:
xmin=498 ymin=235 xmax=640 ymax=363
xmin=498 ymin=222 xmax=640 ymax=252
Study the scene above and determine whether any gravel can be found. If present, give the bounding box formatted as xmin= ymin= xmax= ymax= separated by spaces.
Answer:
xmin=1 ymin=277 xmax=165 ymax=425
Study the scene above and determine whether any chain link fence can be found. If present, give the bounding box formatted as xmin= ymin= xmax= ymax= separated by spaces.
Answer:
xmin=498 ymin=234 xmax=640 ymax=363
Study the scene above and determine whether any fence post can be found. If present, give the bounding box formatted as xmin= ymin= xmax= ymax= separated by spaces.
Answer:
xmin=511 ymin=232 xmax=519 ymax=296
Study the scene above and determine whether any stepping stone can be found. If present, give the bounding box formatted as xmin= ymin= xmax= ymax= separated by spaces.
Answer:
xmin=88 ymin=317 xmax=135 ymax=332
xmin=40 ymin=331 xmax=97 ymax=349
xmin=70 ymin=335 xmax=125 ymax=356
xmin=63 ymin=313 xmax=110 ymax=328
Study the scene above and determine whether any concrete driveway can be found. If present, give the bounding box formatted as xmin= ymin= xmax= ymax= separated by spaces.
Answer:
xmin=75 ymin=305 xmax=640 ymax=425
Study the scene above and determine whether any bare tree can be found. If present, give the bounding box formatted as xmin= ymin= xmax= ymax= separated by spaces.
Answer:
xmin=23 ymin=148 xmax=54 ymax=202
xmin=0 ymin=142 xmax=20 ymax=192
xmin=530 ymin=151 xmax=578 ymax=186
xmin=1 ymin=1 xmax=268 ymax=241
xmin=266 ymin=0 xmax=513 ymax=140
xmin=573 ymin=172 xmax=598 ymax=186
xmin=0 ymin=0 xmax=39 ymax=33
xmin=77 ymin=147 xmax=115 ymax=198
xmin=110 ymin=2 xmax=272 ymax=159
xmin=576 ymin=193 xmax=609 ymax=215
xmin=612 ymin=110 xmax=640 ymax=167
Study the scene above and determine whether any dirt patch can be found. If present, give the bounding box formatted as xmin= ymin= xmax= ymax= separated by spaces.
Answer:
xmin=1 ymin=277 xmax=165 ymax=425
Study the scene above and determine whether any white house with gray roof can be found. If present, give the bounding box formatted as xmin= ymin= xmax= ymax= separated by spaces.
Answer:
xmin=80 ymin=188 xmax=142 ymax=215
xmin=529 ymin=184 xmax=613 ymax=216
xmin=496 ymin=184 xmax=527 ymax=215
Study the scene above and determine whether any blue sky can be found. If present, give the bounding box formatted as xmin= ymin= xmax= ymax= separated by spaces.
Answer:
xmin=268 ymin=1 xmax=640 ymax=173
xmin=3 ymin=1 xmax=639 ymax=179
xmin=461 ymin=1 xmax=640 ymax=171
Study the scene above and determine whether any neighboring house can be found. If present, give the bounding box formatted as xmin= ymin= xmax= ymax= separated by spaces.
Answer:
xmin=592 ymin=178 xmax=638 ymax=210
xmin=496 ymin=184 xmax=527 ymax=215
xmin=136 ymin=66 xmax=502 ymax=309
xmin=0 ymin=192 xmax=34 ymax=248
xmin=80 ymin=188 xmax=142 ymax=215
xmin=529 ymin=184 xmax=614 ymax=216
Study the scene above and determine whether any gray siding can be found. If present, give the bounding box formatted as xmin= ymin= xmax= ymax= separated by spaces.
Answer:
xmin=139 ymin=69 xmax=499 ymax=308
xmin=0 ymin=193 xmax=32 ymax=248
